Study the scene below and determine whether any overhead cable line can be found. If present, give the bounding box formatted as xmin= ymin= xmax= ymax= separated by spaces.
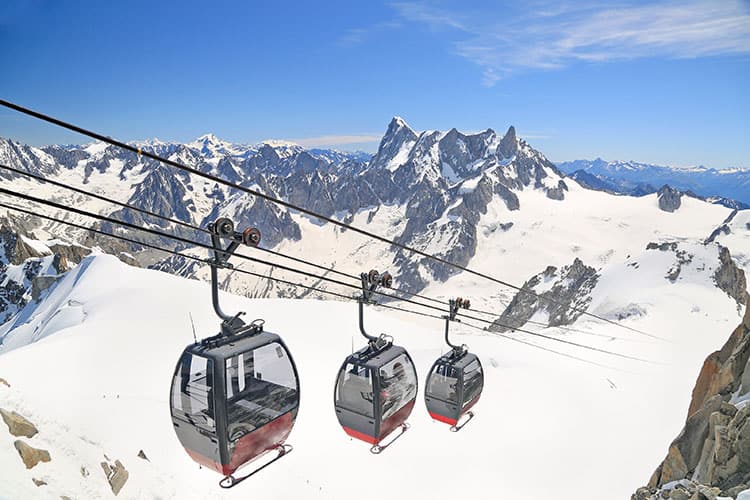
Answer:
xmin=457 ymin=321 xmax=637 ymax=373
xmin=0 ymin=199 xmax=431 ymax=320
xmin=0 ymin=187 xmax=660 ymax=364
xmin=0 ymin=185 xmax=454 ymax=317
xmin=0 ymin=163 xmax=660 ymax=345
xmin=0 ymin=163 xmax=360 ymax=283
xmin=0 ymin=98 xmax=655 ymax=338
xmin=2 ymin=163 xmax=647 ymax=344
xmin=0 ymin=199 xmax=631 ymax=372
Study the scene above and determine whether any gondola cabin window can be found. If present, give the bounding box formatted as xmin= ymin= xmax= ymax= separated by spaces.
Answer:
xmin=224 ymin=343 xmax=298 ymax=444
xmin=379 ymin=354 xmax=417 ymax=421
xmin=427 ymin=363 xmax=459 ymax=403
xmin=171 ymin=354 xmax=215 ymax=432
xmin=462 ymin=358 xmax=483 ymax=408
xmin=335 ymin=363 xmax=374 ymax=418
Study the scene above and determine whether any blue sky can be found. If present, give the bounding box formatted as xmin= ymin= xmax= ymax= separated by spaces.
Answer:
xmin=0 ymin=0 xmax=748 ymax=167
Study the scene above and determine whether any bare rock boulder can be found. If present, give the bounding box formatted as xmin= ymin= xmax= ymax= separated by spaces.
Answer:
xmin=14 ymin=440 xmax=51 ymax=469
xmin=101 ymin=458 xmax=129 ymax=496
xmin=0 ymin=408 xmax=39 ymax=438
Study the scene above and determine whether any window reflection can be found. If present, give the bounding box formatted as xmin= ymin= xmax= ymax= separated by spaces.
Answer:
xmin=172 ymin=354 xmax=215 ymax=432
xmin=427 ymin=363 xmax=459 ymax=403
xmin=462 ymin=359 xmax=483 ymax=408
xmin=224 ymin=342 xmax=299 ymax=444
xmin=336 ymin=363 xmax=374 ymax=418
xmin=379 ymin=354 xmax=417 ymax=422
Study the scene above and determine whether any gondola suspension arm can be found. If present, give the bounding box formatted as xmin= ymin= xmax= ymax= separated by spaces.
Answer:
xmin=357 ymin=269 xmax=393 ymax=346
xmin=444 ymin=298 xmax=471 ymax=354
xmin=207 ymin=217 xmax=261 ymax=335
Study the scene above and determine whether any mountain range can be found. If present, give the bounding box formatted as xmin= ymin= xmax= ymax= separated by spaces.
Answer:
xmin=1 ymin=117 xmax=748 ymax=330
xmin=0 ymin=118 xmax=571 ymax=295
xmin=556 ymin=158 xmax=750 ymax=208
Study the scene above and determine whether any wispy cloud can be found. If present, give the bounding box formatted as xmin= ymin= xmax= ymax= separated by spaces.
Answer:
xmin=339 ymin=20 xmax=403 ymax=47
xmin=284 ymin=134 xmax=382 ymax=148
xmin=390 ymin=0 xmax=750 ymax=85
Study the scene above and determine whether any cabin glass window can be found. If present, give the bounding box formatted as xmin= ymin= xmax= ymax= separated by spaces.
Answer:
xmin=379 ymin=354 xmax=417 ymax=422
xmin=171 ymin=353 xmax=215 ymax=432
xmin=335 ymin=363 xmax=374 ymax=418
xmin=427 ymin=363 xmax=459 ymax=403
xmin=225 ymin=342 xmax=299 ymax=444
xmin=462 ymin=359 xmax=483 ymax=408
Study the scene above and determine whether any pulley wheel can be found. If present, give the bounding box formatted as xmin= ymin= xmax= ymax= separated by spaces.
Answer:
xmin=242 ymin=227 xmax=261 ymax=247
xmin=215 ymin=217 xmax=235 ymax=237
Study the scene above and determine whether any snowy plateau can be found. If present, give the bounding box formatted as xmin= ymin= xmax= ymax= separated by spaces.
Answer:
xmin=0 ymin=117 xmax=749 ymax=499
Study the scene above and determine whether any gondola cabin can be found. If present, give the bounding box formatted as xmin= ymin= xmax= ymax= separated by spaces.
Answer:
xmin=334 ymin=341 xmax=418 ymax=451
xmin=424 ymin=351 xmax=483 ymax=430
xmin=170 ymin=329 xmax=300 ymax=477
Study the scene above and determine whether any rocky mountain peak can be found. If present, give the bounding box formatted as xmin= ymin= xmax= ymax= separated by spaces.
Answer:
xmin=497 ymin=125 xmax=518 ymax=158
xmin=370 ymin=117 xmax=419 ymax=171
xmin=389 ymin=116 xmax=412 ymax=132
xmin=383 ymin=116 xmax=417 ymax=145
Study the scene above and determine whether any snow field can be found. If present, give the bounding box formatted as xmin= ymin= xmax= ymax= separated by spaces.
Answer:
xmin=0 ymin=254 xmax=743 ymax=499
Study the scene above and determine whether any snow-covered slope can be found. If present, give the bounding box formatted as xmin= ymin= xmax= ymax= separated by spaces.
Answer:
xmin=0 ymin=253 xmax=744 ymax=499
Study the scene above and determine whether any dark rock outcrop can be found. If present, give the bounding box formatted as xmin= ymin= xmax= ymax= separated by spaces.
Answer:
xmin=713 ymin=245 xmax=749 ymax=306
xmin=489 ymin=258 xmax=598 ymax=331
xmin=31 ymin=276 xmax=59 ymax=302
xmin=497 ymin=126 xmax=517 ymax=158
xmin=1 ymin=223 xmax=92 ymax=324
xmin=658 ymin=185 xmax=683 ymax=212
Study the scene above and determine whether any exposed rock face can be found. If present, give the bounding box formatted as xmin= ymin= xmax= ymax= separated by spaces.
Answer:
xmin=658 ymin=184 xmax=683 ymax=212
xmin=31 ymin=276 xmax=59 ymax=302
xmin=713 ymin=245 xmax=749 ymax=306
xmin=1 ymin=225 xmax=46 ymax=265
xmin=0 ymin=224 xmax=48 ymax=322
xmin=497 ymin=125 xmax=517 ymax=158
xmin=47 ymin=244 xmax=91 ymax=271
xmin=488 ymin=258 xmax=598 ymax=332
xmin=545 ymin=179 xmax=569 ymax=200
xmin=117 ymin=252 xmax=139 ymax=267
xmin=636 ymin=298 xmax=750 ymax=498
xmin=705 ymin=210 xmax=738 ymax=245
xmin=1 ymin=222 xmax=92 ymax=324
xmin=0 ymin=408 xmax=39 ymax=438
xmin=14 ymin=440 xmax=51 ymax=469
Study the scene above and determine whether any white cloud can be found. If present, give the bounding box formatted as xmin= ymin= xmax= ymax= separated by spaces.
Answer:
xmin=391 ymin=0 xmax=750 ymax=85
